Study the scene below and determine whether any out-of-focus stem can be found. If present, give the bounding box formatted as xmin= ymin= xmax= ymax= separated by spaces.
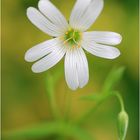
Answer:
xmin=76 ymin=93 xmax=111 ymax=125
xmin=114 ymin=91 xmax=125 ymax=111
xmin=49 ymin=88 xmax=60 ymax=119
xmin=64 ymin=92 xmax=71 ymax=121
xmin=77 ymin=91 xmax=125 ymax=125
xmin=46 ymin=73 xmax=60 ymax=120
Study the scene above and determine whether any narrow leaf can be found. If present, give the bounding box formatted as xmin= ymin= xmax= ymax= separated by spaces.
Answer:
xmin=102 ymin=66 xmax=125 ymax=93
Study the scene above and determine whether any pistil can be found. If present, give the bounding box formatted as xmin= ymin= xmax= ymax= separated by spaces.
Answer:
xmin=63 ymin=29 xmax=82 ymax=47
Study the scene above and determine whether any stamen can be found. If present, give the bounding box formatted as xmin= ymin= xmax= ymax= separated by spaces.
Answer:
xmin=63 ymin=36 xmax=73 ymax=45
xmin=78 ymin=45 xmax=81 ymax=48
xmin=63 ymin=28 xmax=82 ymax=48
xmin=73 ymin=38 xmax=79 ymax=45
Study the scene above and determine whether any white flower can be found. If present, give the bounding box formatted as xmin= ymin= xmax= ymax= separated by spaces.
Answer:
xmin=25 ymin=0 xmax=122 ymax=90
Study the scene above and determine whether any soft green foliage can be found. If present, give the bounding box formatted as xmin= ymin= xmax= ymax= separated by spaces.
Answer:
xmin=2 ymin=0 xmax=139 ymax=139
xmin=4 ymin=122 xmax=92 ymax=140
xmin=102 ymin=66 xmax=125 ymax=94
xmin=80 ymin=67 xmax=125 ymax=102
xmin=117 ymin=111 xmax=129 ymax=140
xmin=79 ymin=67 xmax=129 ymax=139
xmin=3 ymin=67 xmax=129 ymax=140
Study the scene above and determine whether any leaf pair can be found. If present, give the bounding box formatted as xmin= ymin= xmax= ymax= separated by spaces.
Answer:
xmin=81 ymin=66 xmax=125 ymax=101
xmin=80 ymin=66 xmax=129 ymax=140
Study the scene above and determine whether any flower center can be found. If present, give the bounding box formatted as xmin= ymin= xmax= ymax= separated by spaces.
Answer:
xmin=64 ymin=29 xmax=82 ymax=47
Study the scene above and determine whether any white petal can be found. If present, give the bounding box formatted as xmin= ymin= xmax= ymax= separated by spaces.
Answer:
xmin=70 ymin=0 xmax=91 ymax=30
xmin=75 ymin=48 xmax=89 ymax=88
xmin=64 ymin=48 xmax=89 ymax=90
xmin=38 ymin=0 xmax=69 ymax=32
xmin=83 ymin=31 xmax=122 ymax=45
xmin=65 ymin=50 xmax=79 ymax=90
xmin=70 ymin=0 xmax=103 ymax=31
xmin=32 ymin=42 xmax=66 ymax=73
xmin=25 ymin=38 xmax=60 ymax=62
xmin=27 ymin=7 xmax=65 ymax=37
xmin=82 ymin=40 xmax=120 ymax=59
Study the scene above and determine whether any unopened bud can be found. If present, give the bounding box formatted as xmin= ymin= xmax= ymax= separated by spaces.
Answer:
xmin=117 ymin=111 xmax=129 ymax=140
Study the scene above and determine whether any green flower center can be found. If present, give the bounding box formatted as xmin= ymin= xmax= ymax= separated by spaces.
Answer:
xmin=64 ymin=29 xmax=82 ymax=47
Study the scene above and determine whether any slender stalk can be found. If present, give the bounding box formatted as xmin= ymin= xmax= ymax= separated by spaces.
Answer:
xmin=113 ymin=91 xmax=125 ymax=111
xmin=49 ymin=88 xmax=60 ymax=119
xmin=64 ymin=92 xmax=71 ymax=121
xmin=46 ymin=73 xmax=61 ymax=120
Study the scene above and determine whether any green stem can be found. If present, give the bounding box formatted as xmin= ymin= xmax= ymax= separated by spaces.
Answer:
xmin=49 ymin=89 xmax=60 ymax=119
xmin=46 ymin=73 xmax=60 ymax=120
xmin=113 ymin=91 xmax=125 ymax=111
xmin=64 ymin=92 xmax=71 ymax=121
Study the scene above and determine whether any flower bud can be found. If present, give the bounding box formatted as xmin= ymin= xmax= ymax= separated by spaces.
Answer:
xmin=117 ymin=111 xmax=129 ymax=140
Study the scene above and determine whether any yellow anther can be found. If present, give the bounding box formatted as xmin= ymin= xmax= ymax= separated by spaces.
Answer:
xmin=65 ymin=32 xmax=68 ymax=35
xmin=78 ymin=45 xmax=81 ymax=48
xmin=63 ymin=28 xmax=81 ymax=48
xmin=63 ymin=41 xmax=67 ymax=44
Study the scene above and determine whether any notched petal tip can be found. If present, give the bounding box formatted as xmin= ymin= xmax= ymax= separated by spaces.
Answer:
xmin=39 ymin=0 xmax=49 ymax=2
xmin=109 ymin=49 xmax=121 ymax=59
xmin=70 ymin=0 xmax=104 ymax=31
xmin=24 ymin=50 xmax=33 ymax=62
xmin=99 ymin=0 xmax=104 ymax=11
xmin=79 ymin=79 xmax=89 ymax=89
xmin=112 ymin=32 xmax=123 ymax=45
xmin=68 ymin=79 xmax=88 ymax=90
xmin=69 ymin=86 xmax=78 ymax=91
xmin=26 ymin=7 xmax=34 ymax=16
xmin=31 ymin=65 xmax=42 ymax=73
xmin=38 ymin=0 xmax=45 ymax=8
xmin=26 ymin=7 xmax=38 ymax=22
xmin=117 ymin=34 xmax=123 ymax=44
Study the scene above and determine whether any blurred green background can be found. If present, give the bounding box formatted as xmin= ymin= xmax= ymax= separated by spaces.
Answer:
xmin=2 ymin=0 xmax=139 ymax=140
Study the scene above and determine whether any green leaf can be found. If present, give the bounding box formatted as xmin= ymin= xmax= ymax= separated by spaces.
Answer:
xmin=80 ymin=67 xmax=125 ymax=102
xmin=102 ymin=66 xmax=125 ymax=93
xmin=3 ymin=122 xmax=93 ymax=140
